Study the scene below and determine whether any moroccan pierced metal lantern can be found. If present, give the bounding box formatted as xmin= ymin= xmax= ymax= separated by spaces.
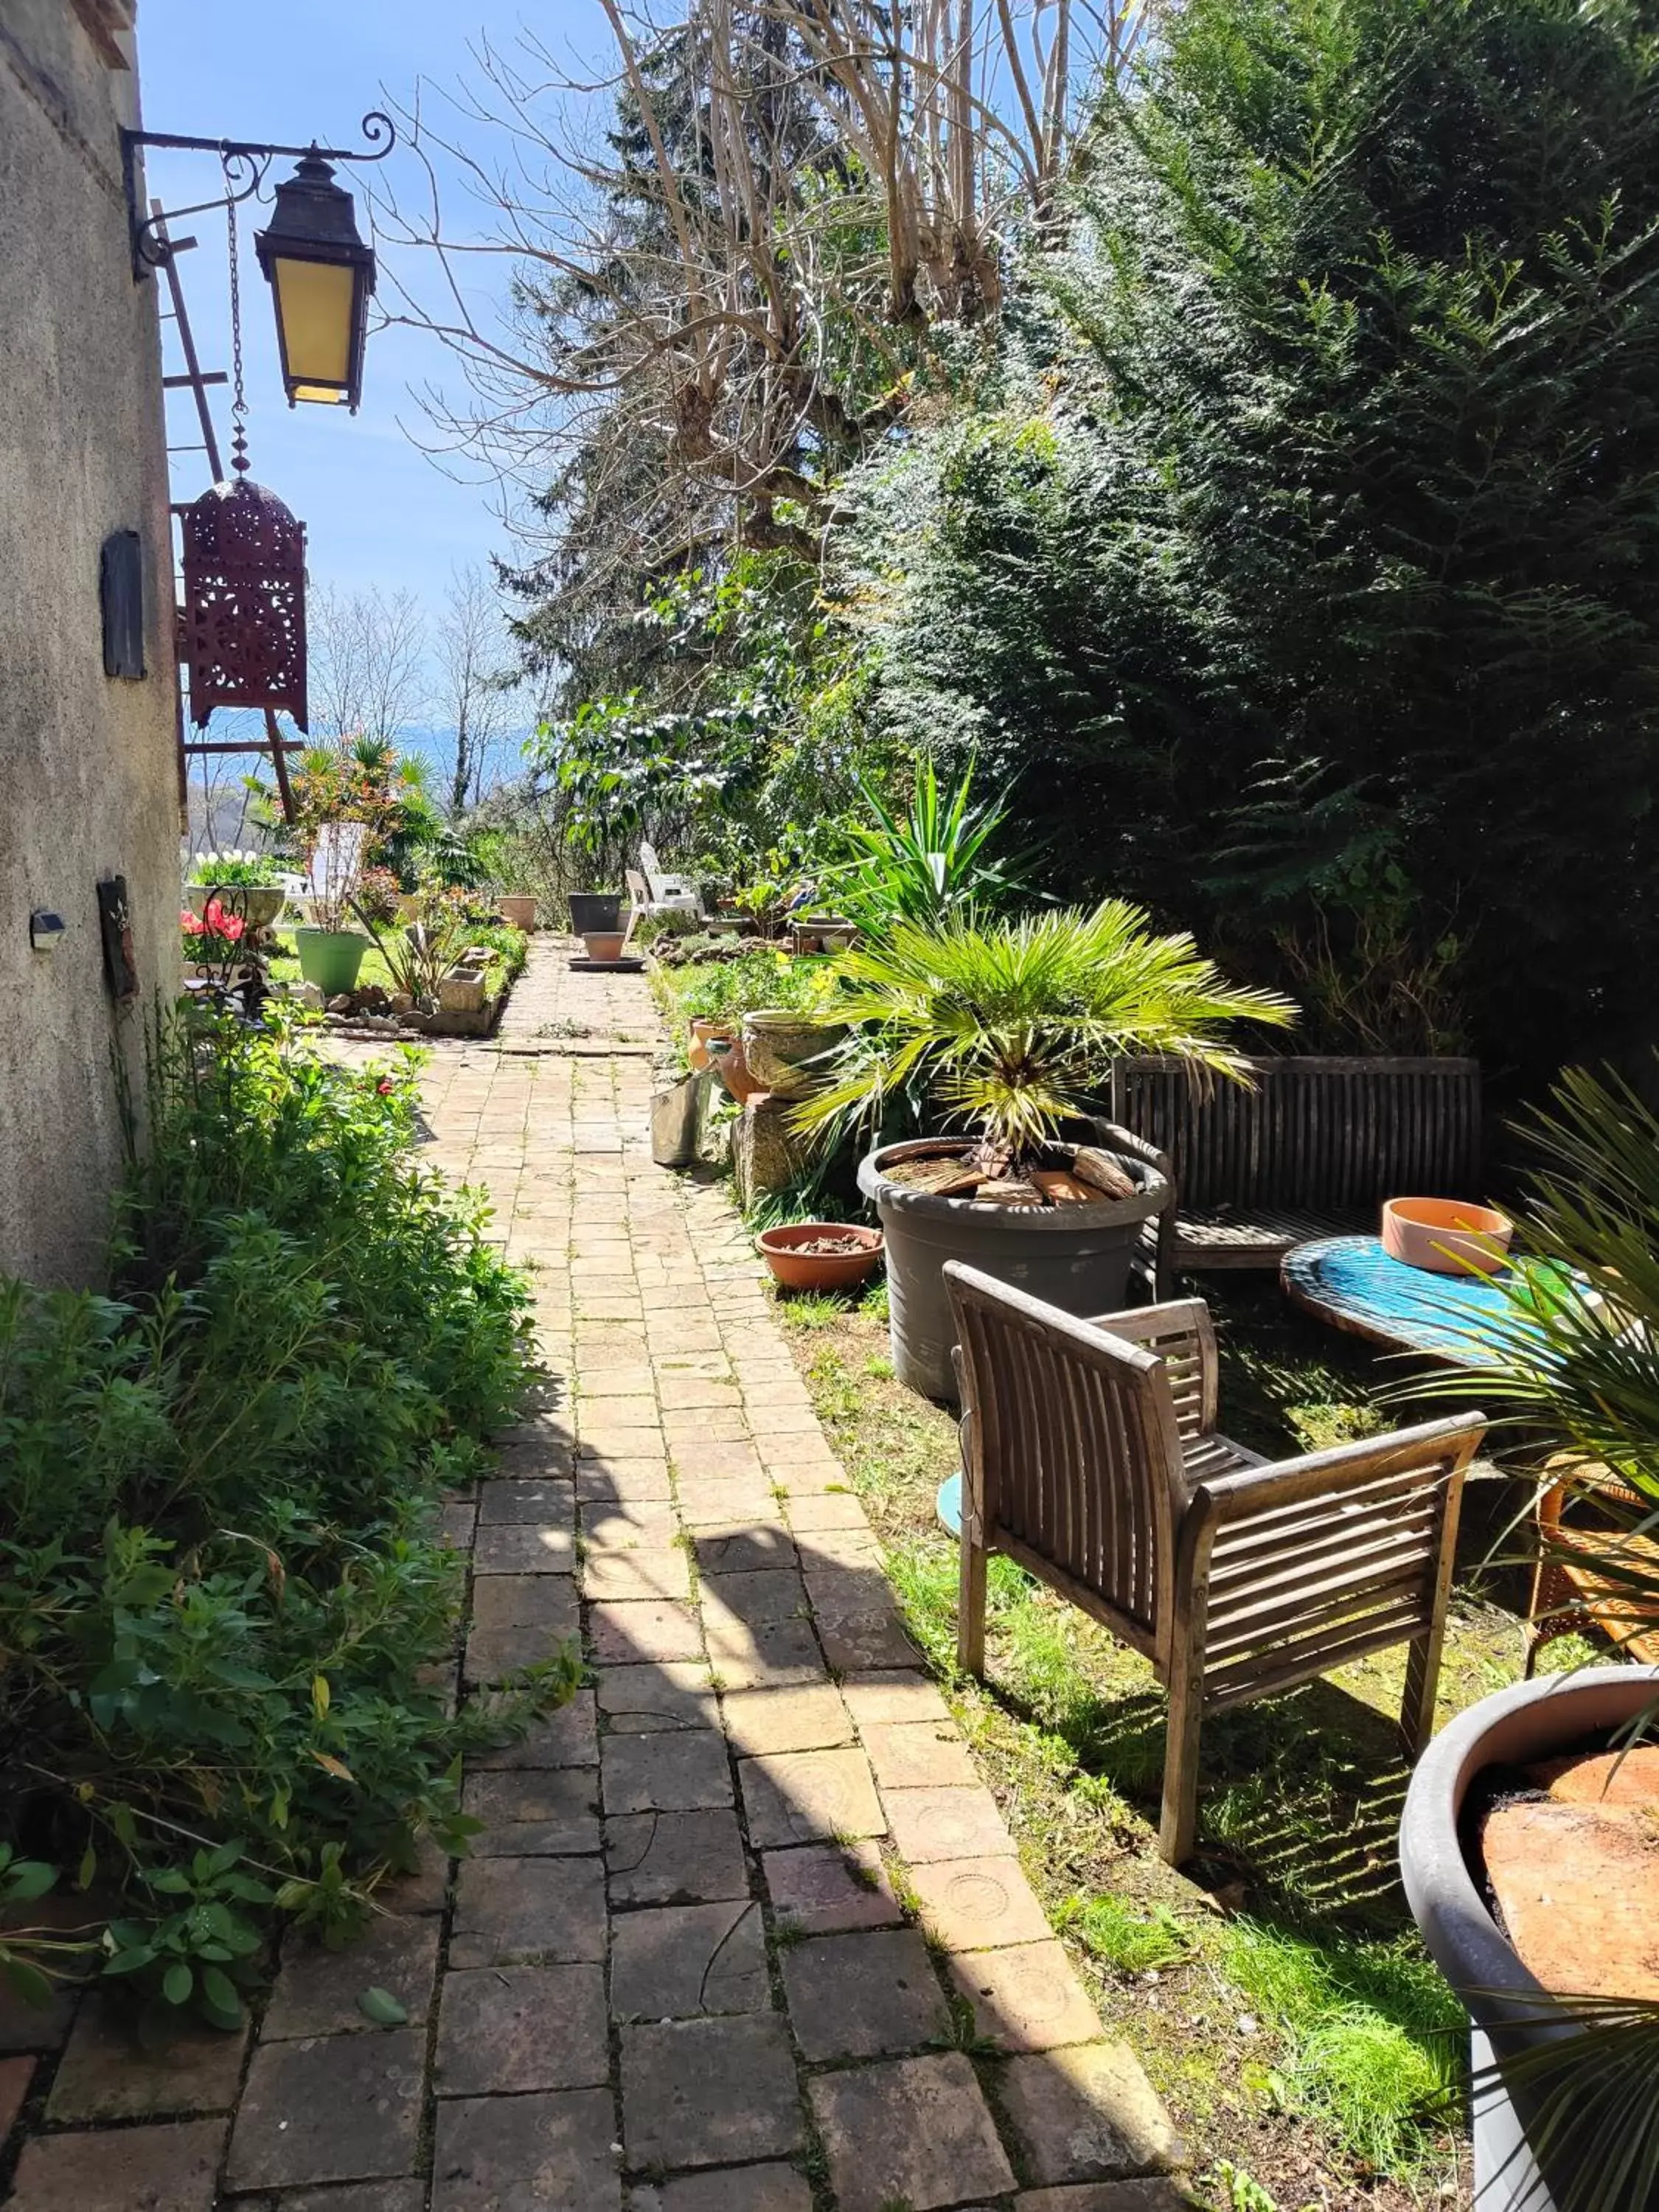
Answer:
xmin=179 ymin=476 xmax=309 ymax=729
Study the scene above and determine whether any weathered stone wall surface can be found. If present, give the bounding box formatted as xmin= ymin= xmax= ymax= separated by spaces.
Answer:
xmin=0 ymin=0 xmax=181 ymax=1284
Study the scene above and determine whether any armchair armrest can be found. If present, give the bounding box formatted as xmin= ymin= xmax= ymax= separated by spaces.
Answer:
xmin=1192 ymin=1413 xmax=1486 ymax=1525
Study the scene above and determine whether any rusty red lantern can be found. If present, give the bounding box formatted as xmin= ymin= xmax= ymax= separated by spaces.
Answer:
xmin=178 ymin=476 xmax=309 ymax=731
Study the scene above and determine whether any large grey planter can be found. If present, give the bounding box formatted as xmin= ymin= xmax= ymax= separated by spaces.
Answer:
xmin=858 ymin=1138 xmax=1168 ymax=1402
xmin=1399 ymin=1665 xmax=1659 ymax=2211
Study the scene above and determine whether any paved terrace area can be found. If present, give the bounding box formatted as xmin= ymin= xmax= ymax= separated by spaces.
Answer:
xmin=0 ymin=939 xmax=1182 ymax=2212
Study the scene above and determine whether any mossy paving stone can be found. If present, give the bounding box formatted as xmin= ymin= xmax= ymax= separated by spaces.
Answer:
xmin=600 ymin=1728 xmax=734 ymax=1814
xmin=226 ymin=2030 xmax=425 ymax=2191
xmin=237 ymin=2184 xmax=427 ymax=2211
xmin=605 ymin=1808 xmax=750 ymax=1906
xmin=449 ymin=1855 xmax=607 ymax=1967
xmin=261 ymin=1916 xmax=441 ymax=2042
xmin=619 ymin=2013 xmax=804 ymax=2168
xmin=625 ymin=2164 xmax=813 ymax=2210
xmin=462 ymin=1766 xmax=603 ymax=1854
xmin=431 ymin=2085 xmax=620 ymax=2211
xmin=780 ymin=1927 xmax=948 ymax=2059
xmin=46 ymin=1992 xmax=247 ymax=2120
xmin=7 ymin=2117 xmax=225 ymax=2211
xmin=435 ymin=1964 xmax=609 ymax=2096
xmin=807 ymin=2051 xmax=1015 ymax=2212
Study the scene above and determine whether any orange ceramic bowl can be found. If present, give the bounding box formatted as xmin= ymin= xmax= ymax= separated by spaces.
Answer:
xmin=757 ymin=1222 xmax=883 ymax=1295
xmin=1382 ymin=1197 xmax=1514 ymax=1276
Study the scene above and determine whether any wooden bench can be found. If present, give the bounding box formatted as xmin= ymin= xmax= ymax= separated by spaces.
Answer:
xmin=1110 ymin=1055 xmax=1483 ymax=1291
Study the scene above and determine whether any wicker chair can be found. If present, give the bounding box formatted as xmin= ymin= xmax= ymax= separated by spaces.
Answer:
xmin=1527 ymin=1452 xmax=1659 ymax=1671
xmin=945 ymin=1262 xmax=1487 ymax=1862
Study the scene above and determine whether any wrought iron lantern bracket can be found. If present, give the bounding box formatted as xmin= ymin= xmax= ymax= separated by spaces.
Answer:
xmin=119 ymin=114 xmax=394 ymax=279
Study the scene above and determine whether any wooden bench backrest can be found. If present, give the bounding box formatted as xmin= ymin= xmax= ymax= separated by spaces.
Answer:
xmin=1111 ymin=1056 xmax=1482 ymax=1213
xmin=946 ymin=1261 xmax=1188 ymax=1665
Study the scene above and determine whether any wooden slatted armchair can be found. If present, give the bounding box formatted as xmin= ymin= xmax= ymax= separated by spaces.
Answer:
xmin=945 ymin=1262 xmax=1487 ymax=1863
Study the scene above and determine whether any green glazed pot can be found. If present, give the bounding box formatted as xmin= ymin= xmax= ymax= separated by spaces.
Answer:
xmin=294 ymin=928 xmax=369 ymax=995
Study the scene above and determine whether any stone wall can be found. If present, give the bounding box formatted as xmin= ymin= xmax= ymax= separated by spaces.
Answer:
xmin=0 ymin=0 xmax=182 ymax=1284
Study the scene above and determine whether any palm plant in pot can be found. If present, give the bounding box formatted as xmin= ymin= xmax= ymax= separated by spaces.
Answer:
xmin=793 ymin=900 xmax=1294 ymax=1399
xmin=1401 ymin=1063 xmax=1659 ymax=2211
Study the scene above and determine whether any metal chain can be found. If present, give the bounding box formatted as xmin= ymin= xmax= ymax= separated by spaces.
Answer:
xmin=224 ymin=159 xmax=248 ymax=475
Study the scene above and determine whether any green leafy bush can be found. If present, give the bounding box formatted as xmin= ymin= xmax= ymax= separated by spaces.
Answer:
xmin=862 ymin=0 xmax=1659 ymax=1077
xmin=659 ymin=947 xmax=839 ymax=1028
xmin=187 ymin=852 xmax=287 ymax=888
xmin=0 ymin=1012 xmax=570 ymax=2032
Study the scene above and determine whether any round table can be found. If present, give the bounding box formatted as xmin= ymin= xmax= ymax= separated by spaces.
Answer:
xmin=1280 ymin=1234 xmax=1540 ymax=1366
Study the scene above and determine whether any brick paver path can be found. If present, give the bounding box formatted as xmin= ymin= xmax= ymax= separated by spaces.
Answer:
xmin=0 ymin=939 xmax=1182 ymax=2211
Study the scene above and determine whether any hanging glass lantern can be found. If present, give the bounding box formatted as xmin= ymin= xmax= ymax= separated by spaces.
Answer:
xmin=178 ymin=476 xmax=309 ymax=729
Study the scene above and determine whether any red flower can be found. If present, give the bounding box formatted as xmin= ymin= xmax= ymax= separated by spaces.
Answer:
xmin=203 ymin=898 xmax=246 ymax=942
xmin=376 ymin=1077 xmax=395 ymax=1096
xmin=181 ymin=907 xmax=205 ymax=936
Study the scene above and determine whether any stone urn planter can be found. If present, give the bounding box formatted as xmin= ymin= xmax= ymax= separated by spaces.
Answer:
xmin=740 ymin=1009 xmax=849 ymax=1100
xmin=569 ymin=891 xmax=623 ymax=936
xmin=187 ymin=883 xmax=286 ymax=930
xmin=858 ymin=1138 xmax=1168 ymax=1401
xmin=294 ymin=927 xmax=370 ymax=995
xmin=1400 ymin=1665 xmax=1659 ymax=2210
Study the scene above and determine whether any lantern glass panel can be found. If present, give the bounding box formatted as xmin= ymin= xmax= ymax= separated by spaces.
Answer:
xmin=271 ymin=254 xmax=355 ymax=395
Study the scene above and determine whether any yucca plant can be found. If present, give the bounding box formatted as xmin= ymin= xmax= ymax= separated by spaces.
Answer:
xmin=793 ymin=900 xmax=1295 ymax=1173
xmin=824 ymin=759 xmax=1028 ymax=935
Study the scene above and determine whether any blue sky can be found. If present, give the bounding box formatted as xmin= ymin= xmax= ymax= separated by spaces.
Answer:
xmin=139 ymin=0 xmax=596 ymax=616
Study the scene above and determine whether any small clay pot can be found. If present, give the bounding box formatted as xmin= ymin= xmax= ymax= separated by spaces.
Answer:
xmin=582 ymin=931 xmax=627 ymax=964
xmin=1382 ymin=1196 xmax=1514 ymax=1276
xmin=757 ymin=1222 xmax=884 ymax=1294
xmin=708 ymin=1036 xmax=766 ymax=1105
xmin=688 ymin=1018 xmax=735 ymax=1073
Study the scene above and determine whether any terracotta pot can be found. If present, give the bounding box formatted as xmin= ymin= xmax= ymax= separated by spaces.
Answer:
xmin=758 ymin=1222 xmax=884 ymax=1295
xmin=1382 ymin=1195 xmax=1514 ymax=1276
xmin=688 ymin=1018 xmax=735 ymax=1074
xmin=708 ymin=1035 xmax=766 ymax=1105
xmin=498 ymin=895 xmax=538 ymax=933
xmin=582 ymin=931 xmax=627 ymax=963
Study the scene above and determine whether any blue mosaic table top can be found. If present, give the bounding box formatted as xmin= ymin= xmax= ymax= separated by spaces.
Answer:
xmin=1281 ymin=1234 xmax=1535 ymax=1365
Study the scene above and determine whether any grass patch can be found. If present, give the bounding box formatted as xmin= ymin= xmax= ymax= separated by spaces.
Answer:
xmin=1220 ymin=1921 xmax=1465 ymax=2180
xmin=1054 ymin=1891 xmax=1194 ymax=1972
